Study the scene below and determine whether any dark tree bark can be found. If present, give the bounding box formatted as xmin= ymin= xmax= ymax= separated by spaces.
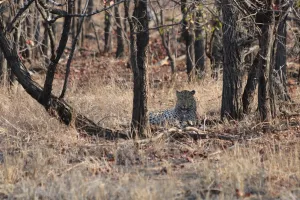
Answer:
xmin=221 ymin=0 xmax=242 ymax=120
xmin=87 ymin=0 xmax=94 ymax=19
xmin=256 ymin=10 xmax=277 ymax=122
xmin=77 ymin=0 xmax=83 ymax=47
xmin=25 ymin=7 xmax=34 ymax=60
xmin=0 ymin=18 xmax=8 ymax=86
xmin=71 ymin=0 xmax=76 ymax=41
xmin=242 ymin=52 xmax=260 ymax=114
xmin=274 ymin=15 xmax=290 ymax=101
xmin=42 ymin=21 xmax=49 ymax=57
xmin=181 ymin=0 xmax=195 ymax=81
xmin=0 ymin=50 xmax=8 ymax=86
xmin=194 ymin=5 xmax=205 ymax=77
xmin=60 ymin=0 xmax=89 ymax=99
xmin=11 ymin=18 xmax=21 ymax=85
xmin=237 ymin=0 xmax=291 ymax=119
xmin=115 ymin=0 xmax=125 ymax=58
xmin=42 ymin=1 xmax=73 ymax=107
xmin=33 ymin=8 xmax=41 ymax=59
xmin=126 ymin=0 xmax=149 ymax=138
xmin=104 ymin=1 xmax=112 ymax=53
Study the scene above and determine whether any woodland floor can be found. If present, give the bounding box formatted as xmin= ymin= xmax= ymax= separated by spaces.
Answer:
xmin=1 ymin=23 xmax=300 ymax=199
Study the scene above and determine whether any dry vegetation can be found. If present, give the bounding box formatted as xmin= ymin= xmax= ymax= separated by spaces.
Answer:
xmin=1 ymin=2 xmax=300 ymax=199
xmin=1 ymin=55 xmax=300 ymax=199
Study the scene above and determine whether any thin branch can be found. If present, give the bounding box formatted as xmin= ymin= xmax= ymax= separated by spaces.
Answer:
xmin=48 ymin=0 xmax=125 ymax=23
xmin=60 ymin=0 xmax=89 ymax=99
xmin=42 ymin=0 xmax=73 ymax=107
xmin=35 ymin=0 xmax=56 ymax=59
xmin=6 ymin=0 xmax=34 ymax=33
xmin=91 ymin=19 xmax=101 ymax=53
xmin=48 ymin=0 xmax=66 ymax=6
xmin=146 ymin=22 xmax=182 ymax=32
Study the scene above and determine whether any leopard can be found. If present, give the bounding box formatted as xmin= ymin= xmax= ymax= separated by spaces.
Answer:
xmin=149 ymin=90 xmax=198 ymax=127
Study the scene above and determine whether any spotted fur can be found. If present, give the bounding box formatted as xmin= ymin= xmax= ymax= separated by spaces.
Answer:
xmin=149 ymin=90 xmax=198 ymax=126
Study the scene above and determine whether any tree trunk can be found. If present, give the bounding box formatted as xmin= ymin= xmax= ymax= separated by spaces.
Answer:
xmin=0 ymin=50 xmax=8 ymax=86
xmin=274 ymin=15 xmax=290 ymax=101
xmin=71 ymin=0 xmax=76 ymax=42
xmin=104 ymin=2 xmax=112 ymax=53
xmin=115 ymin=0 xmax=125 ymax=58
xmin=11 ymin=19 xmax=21 ymax=85
xmin=181 ymin=0 xmax=195 ymax=81
xmin=0 ymin=18 xmax=8 ymax=86
xmin=194 ymin=6 xmax=205 ymax=77
xmin=256 ymin=10 xmax=276 ymax=122
xmin=242 ymin=52 xmax=260 ymax=114
xmin=77 ymin=0 xmax=83 ymax=47
xmin=33 ymin=8 xmax=41 ymax=59
xmin=42 ymin=1 xmax=73 ymax=107
xmin=42 ymin=21 xmax=49 ymax=57
xmin=129 ymin=0 xmax=149 ymax=138
xmin=220 ymin=0 xmax=241 ymax=120
xmin=25 ymin=7 xmax=34 ymax=61
xmin=87 ymin=0 xmax=94 ymax=20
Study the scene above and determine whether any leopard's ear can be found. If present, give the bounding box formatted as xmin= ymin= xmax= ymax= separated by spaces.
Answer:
xmin=190 ymin=90 xmax=196 ymax=95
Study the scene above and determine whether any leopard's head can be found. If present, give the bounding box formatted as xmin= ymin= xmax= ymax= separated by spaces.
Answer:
xmin=175 ymin=90 xmax=197 ymax=113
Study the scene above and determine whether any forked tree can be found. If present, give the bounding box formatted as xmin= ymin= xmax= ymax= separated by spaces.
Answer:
xmin=236 ymin=0 xmax=292 ymax=123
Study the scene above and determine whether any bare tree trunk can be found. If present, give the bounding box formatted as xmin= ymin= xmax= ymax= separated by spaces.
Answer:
xmin=104 ymin=2 xmax=112 ymax=53
xmin=0 ymin=50 xmax=8 ymax=86
xmin=11 ymin=20 xmax=21 ymax=85
xmin=77 ymin=0 xmax=82 ymax=47
xmin=71 ymin=0 xmax=76 ymax=41
xmin=221 ymin=0 xmax=241 ymax=120
xmin=126 ymin=0 xmax=149 ymax=138
xmin=242 ymin=52 xmax=260 ymax=114
xmin=42 ymin=0 xmax=73 ymax=107
xmin=87 ymin=0 xmax=94 ymax=21
xmin=274 ymin=15 xmax=290 ymax=101
xmin=256 ymin=10 xmax=276 ymax=122
xmin=42 ymin=21 xmax=49 ymax=57
xmin=194 ymin=4 xmax=205 ymax=77
xmin=181 ymin=0 xmax=195 ymax=81
xmin=33 ymin=8 xmax=41 ymax=59
xmin=25 ymin=7 xmax=33 ymax=61
xmin=0 ymin=18 xmax=8 ymax=86
xmin=115 ymin=0 xmax=125 ymax=58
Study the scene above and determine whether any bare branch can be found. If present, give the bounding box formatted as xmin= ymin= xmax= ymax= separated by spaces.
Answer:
xmin=6 ymin=0 xmax=34 ymax=33
xmin=48 ymin=0 xmax=125 ymax=23
xmin=42 ymin=0 xmax=73 ymax=107
xmin=35 ymin=0 xmax=56 ymax=59
xmin=48 ymin=0 xmax=66 ymax=6
xmin=60 ymin=0 xmax=89 ymax=99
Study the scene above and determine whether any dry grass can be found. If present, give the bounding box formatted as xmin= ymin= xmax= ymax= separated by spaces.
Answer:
xmin=1 ymin=70 xmax=300 ymax=200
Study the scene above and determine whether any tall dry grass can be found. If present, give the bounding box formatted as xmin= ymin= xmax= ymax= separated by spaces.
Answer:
xmin=0 ymin=75 xmax=300 ymax=199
